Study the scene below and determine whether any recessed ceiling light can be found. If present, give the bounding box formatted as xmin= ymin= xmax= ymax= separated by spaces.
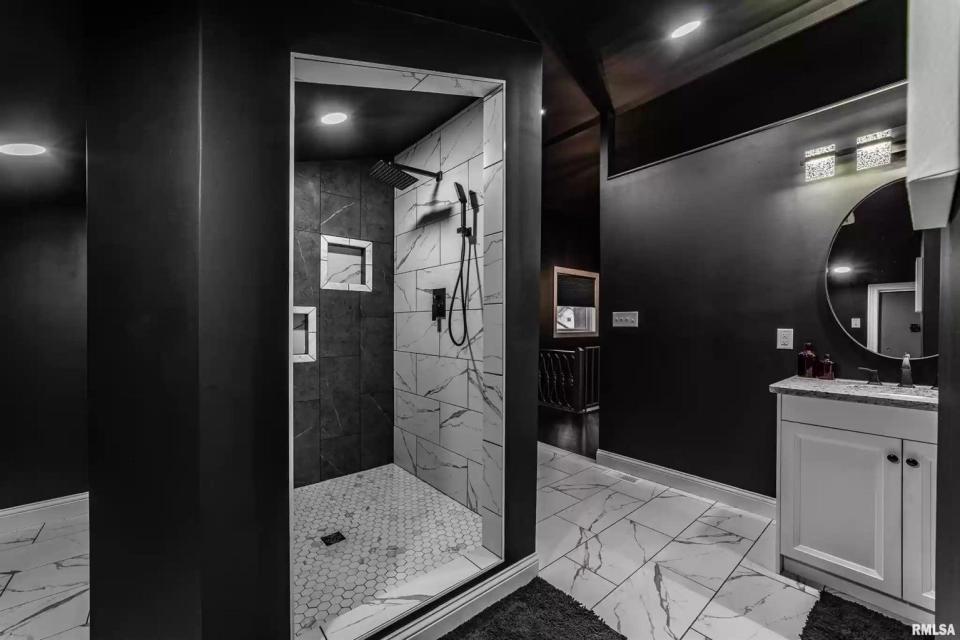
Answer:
xmin=670 ymin=20 xmax=702 ymax=39
xmin=832 ymin=266 xmax=852 ymax=274
xmin=320 ymin=112 xmax=348 ymax=125
xmin=0 ymin=143 xmax=47 ymax=156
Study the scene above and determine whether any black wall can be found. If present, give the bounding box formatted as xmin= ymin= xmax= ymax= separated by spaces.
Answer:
xmin=86 ymin=3 xmax=540 ymax=638
xmin=598 ymin=85 xmax=934 ymax=497
xmin=0 ymin=2 xmax=87 ymax=509
xmin=293 ymin=160 xmax=395 ymax=485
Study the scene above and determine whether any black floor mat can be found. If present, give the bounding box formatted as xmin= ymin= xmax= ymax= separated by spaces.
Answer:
xmin=439 ymin=577 xmax=624 ymax=640
xmin=801 ymin=591 xmax=923 ymax=640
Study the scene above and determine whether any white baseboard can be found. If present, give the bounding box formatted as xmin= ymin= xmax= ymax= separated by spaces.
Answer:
xmin=782 ymin=557 xmax=934 ymax=625
xmin=383 ymin=554 xmax=539 ymax=640
xmin=596 ymin=450 xmax=776 ymax=519
xmin=0 ymin=492 xmax=89 ymax=531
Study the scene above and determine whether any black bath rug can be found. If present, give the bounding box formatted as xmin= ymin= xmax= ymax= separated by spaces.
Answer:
xmin=800 ymin=591 xmax=924 ymax=639
xmin=439 ymin=577 xmax=624 ymax=640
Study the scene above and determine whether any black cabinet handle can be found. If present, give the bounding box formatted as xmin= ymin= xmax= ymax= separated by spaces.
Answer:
xmin=887 ymin=454 xmax=900 ymax=464
xmin=905 ymin=458 xmax=919 ymax=468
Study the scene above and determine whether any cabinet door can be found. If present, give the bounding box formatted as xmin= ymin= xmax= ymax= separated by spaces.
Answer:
xmin=780 ymin=421 xmax=902 ymax=596
xmin=903 ymin=441 xmax=936 ymax=610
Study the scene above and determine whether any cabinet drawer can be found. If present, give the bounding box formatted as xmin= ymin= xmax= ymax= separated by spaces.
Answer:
xmin=781 ymin=395 xmax=937 ymax=444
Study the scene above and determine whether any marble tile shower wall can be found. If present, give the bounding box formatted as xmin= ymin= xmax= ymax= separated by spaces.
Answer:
xmin=294 ymin=159 xmax=395 ymax=486
xmin=393 ymin=92 xmax=505 ymax=555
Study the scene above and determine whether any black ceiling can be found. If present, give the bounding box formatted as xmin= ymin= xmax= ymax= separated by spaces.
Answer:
xmin=294 ymin=83 xmax=476 ymax=162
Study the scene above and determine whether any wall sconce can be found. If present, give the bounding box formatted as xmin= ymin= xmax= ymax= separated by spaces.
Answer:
xmin=856 ymin=129 xmax=893 ymax=171
xmin=804 ymin=144 xmax=836 ymax=182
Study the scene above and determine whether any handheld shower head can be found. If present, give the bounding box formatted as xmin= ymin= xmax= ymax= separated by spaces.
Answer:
xmin=454 ymin=182 xmax=468 ymax=205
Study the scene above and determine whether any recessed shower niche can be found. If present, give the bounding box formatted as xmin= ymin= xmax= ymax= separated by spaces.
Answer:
xmin=290 ymin=55 xmax=506 ymax=640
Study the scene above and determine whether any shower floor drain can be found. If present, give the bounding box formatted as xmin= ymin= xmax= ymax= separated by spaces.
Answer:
xmin=321 ymin=531 xmax=346 ymax=546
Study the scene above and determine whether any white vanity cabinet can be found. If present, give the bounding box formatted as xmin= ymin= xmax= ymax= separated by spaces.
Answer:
xmin=771 ymin=382 xmax=939 ymax=621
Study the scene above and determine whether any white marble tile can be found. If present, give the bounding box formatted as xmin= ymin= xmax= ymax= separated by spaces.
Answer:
xmin=483 ymin=90 xmax=504 ymax=168
xmin=416 ymin=355 xmax=468 ymax=407
xmin=536 ymin=515 xmax=595 ymax=569
xmin=744 ymin=521 xmax=779 ymax=574
xmin=479 ymin=442 xmax=503 ymax=516
xmin=440 ymin=102 xmax=483 ymax=172
xmin=537 ymin=442 xmax=571 ymax=465
xmin=393 ymin=351 xmax=417 ymax=393
xmin=557 ymin=489 xmax=644 ymax=535
xmin=417 ymin=439 xmax=468 ymax=505
xmin=594 ymin=563 xmax=713 ymax=640
xmin=416 ymin=263 xmax=481 ymax=312
xmin=0 ymin=526 xmax=41 ymax=552
xmin=396 ymin=311 xmax=439 ymax=355
xmin=394 ymin=390 xmax=440 ymax=442
xmin=539 ymin=556 xmax=616 ymax=609
xmin=439 ymin=205 xmax=485 ymax=267
xmin=393 ymin=427 xmax=417 ymax=475
xmin=537 ymin=464 xmax=570 ymax=489
xmin=692 ymin=564 xmax=818 ymax=640
xmin=482 ymin=161 xmax=504 ymax=235
xmin=46 ymin=625 xmax=90 ymax=639
xmin=698 ymin=504 xmax=770 ymax=541
xmin=481 ymin=373 xmax=503 ymax=445
xmin=738 ymin=558 xmax=818 ymax=597
xmin=295 ymin=59 xmax=426 ymax=92
xmin=566 ymin=518 xmax=671 ymax=585
xmin=482 ymin=232 xmax=503 ymax=305
xmin=653 ymin=521 xmax=753 ymax=591
xmin=440 ymin=310 xmax=483 ymax=361
xmin=537 ymin=486 xmax=580 ymax=522
xmin=0 ymin=553 xmax=88 ymax=610
xmin=468 ymin=155 xmax=485 ymax=204
xmin=394 ymin=270 xmax=416 ymax=313
xmin=413 ymin=74 xmax=501 ymax=98
xmin=482 ymin=303 xmax=502 ymax=375
xmin=0 ymin=585 xmax=89 ymax=640
xmin=549 ymin=467 xmax=618 ymax=500
xmin=417 ymin=161 xmax=469 ymax=222
xmin=627 ymin=490 xmax=714 ymax=537
xmin=395 ymin=224 xmax=440 ymax=274
xmin=0 ymin=532 xmax=89 ymax=574
xmin=439 ymin=403 xmax=483 ymax=463
xmin=609 ymin=476 xmax=669 ymax=503
xmin=482 ymin=508 xmax=503 ymax=557
xmin=322 ymin=555 xmax=478 ymax=640
xmin=467 ymin=458 xmax=482 ymax=512
xmin=543 ymin=453 xmax=595 ymax=476
xmin=395 ymin=130 xmax=441 ymax=195
xmin=683 ymin=629 xmax=710 ymax=640
xmin=466 ymin=360 xmax=485 ymax=413
xmin=394 ymin=187 xmax=419 ymax=235
xmin=463 ymin=545 xmax=500 ymax=570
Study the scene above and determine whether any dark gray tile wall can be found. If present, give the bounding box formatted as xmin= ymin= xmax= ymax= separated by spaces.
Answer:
xmin=293 ymin=159 xmax=395 ymax=486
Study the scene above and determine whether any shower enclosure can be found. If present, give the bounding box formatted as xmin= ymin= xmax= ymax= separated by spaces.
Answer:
xmin=289 ymin=55 xmax=506 ymax=640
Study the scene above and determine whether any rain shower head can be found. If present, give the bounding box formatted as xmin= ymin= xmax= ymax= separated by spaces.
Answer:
xmin=369 ymin=160 xmax=442 ymax=190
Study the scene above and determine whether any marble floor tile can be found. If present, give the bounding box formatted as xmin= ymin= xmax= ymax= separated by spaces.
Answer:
xmin=46 ymin=624 xmax=91 ymax=639
xmin=0 ymin=532 xmax=89 ymax=574
xmin=0 ymin=584 xmax=89 ymax=640
xmin=537 ymin=443 xmax=571 ymax=466
xmin=683 ymin=630 xmax=710 ymax=640
xmin=627 ymin=490 xmax=713 ymax=537
xmin=609 ymin=476 xmax=669 ymax=503
xmin=744 ymin=520 xmax=779 ymax=573
xmin=556 ymin=489 xmax=644 ymax=535
xmin=692 ymin=564 xmax=817 ymax=640
xmin=536 ymin=486 xmax=580 ymax=522
xmin=0 ymin=554 xmax=89 ymax=611
xmin=536 ymin=464 xmax=569 ymax=489
xmin=0 ymin=526 xmax=41 ymax=553
xmin=548 ymin=467 xmax=619 ymax=500
xmin=594 ymin=563 xmax=713 ymax=640
xmin=539 ymin=556 xmax=616 ymax=609
xmin=463 ymin=546 xmax=500 ymax=570
xmin=536 ymin=516 xmax=595 ymax=569
xmin=542 ymin=453 xmax=597 ymax=476
xmin=565 ymin=518 xmax=671 ymax=585
xmin=652 ymin=521 xmax=752 ymax=591
xmin=698 ymin=504 xmax=770 ymax=541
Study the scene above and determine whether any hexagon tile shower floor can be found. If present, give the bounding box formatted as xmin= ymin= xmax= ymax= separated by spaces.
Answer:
xmin=292 ymin=464 xmax=483 ymax=636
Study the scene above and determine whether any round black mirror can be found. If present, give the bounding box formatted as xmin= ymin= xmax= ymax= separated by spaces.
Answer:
xmin=825 ymin=179 xmax=939 ymax=359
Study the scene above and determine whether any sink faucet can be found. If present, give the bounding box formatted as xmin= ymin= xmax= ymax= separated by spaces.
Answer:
xmin=858 ymin=367 xmax=881 ymax=385
xmin=899 ymin=354 xmax=915 ymax=388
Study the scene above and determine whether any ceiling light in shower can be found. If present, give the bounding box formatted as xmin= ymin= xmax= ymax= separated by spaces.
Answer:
xmin=804 ymin=144 xmax=836 ymax=182
xmin=670 ymin=20 xmax=702 ymax=39
xmin=832 ymin=265 xmax=852 ymax=274
xmin=856 ymin=129 xmax=893 ymax=171
xmin=0 ymin=143 xmax=47 ymax=156
xmin=320 ymin=112 xmax=348 ymax=125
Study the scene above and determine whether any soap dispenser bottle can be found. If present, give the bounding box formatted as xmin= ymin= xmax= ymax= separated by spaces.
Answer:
xmin=899 ymin=354 xmax=915 ymax=388
xmin=818 ymin=354 xmax=835 ymax=380
xmin=797 ymin=343 xmax=818 ymax=378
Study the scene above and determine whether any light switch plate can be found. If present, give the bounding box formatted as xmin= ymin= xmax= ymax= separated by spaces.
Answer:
xmin=851 ymin=317 xmax=861 ymax=328
xmin=776 ymin=328 xmax=794 ymax=350
xmin=612 ymin=311 xmax=639 ymax=328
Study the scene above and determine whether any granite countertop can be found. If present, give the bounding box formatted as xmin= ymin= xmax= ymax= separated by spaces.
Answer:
xmin=769 ymin=376 xmax=938 ymax=411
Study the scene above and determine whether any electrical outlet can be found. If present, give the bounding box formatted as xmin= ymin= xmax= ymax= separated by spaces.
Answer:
xmin=851 ymin=317 xmax=861 ymax=329
xmin=777 ymin=328 xmax=794 ymax=350
xmin=612 ymin=311 xmax=639 ymax=327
